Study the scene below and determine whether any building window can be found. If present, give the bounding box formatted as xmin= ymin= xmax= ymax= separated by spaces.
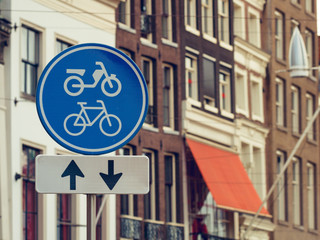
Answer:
xmin=219 ymin=70 xmax=232 ymax=115
xmin=291 ymin=0 xmax=300 ymax=5
xmin=141 ymin=0 xmax=153 ymax=41
xmin=143 ymin=149 xmax=159 ymax=220
xmin=162 ymin=0 xmax=173 ymax=41
xmin=185 ymin=0 xmax=197 ymax=30
xmin=305 ymin=29 xmax=315 ymax=78
xmin=163 ymin=64 xmax=175 ymax=129
xmin=292 ymin=158 xmax=302 ymax=226
xmin=305 ymin=0 xmax=314 ymax=14
xmin=185 ymin=54 xmax=198 ymax=101
xmin=240 ymin=143 xmax=265 ymax=200
xmin=142 ymin=57 xmax=156 ymax=127
xmin=119 ymin=146 xmax=138 ymax=218
xmin=250 ymin=75 xmax=263 ymax=121
xmin=165 ymin=154 xmax=179 ymax=223
xmin=307 ymin=162 xmax=316 ymax=230
xmin=22 ymin=145 xmax=41 ymax=240
xmin=276 ymin=78 xmax=285 ymax=127
xmin=21 ymin=25 xmax=40 ymax=97
xmin=56 ymin=39 xmax=72 ymax=54
xmin=248 ymin=8 xmax=260 ymax=47
xmin=218 ymin=0 xmax=230 ymax=44
xmin=291 ymin=86 xmax=300 ymax=134
xmin=57 ymin=194 xmax=72 ymax=239
xmin=233 ymin=1 xmax=245 ymax=39
xmin=276 ymin=150 xmax=287 ymax=221
xmin=275 ymin=11 xmax=284 ymax=60
xmin=306 ymin=93 xmax=315 ymax=141
xmin=119 ymin=0 xmax=132 ymax=27
xmin=235 ymin=68 xmax=248 ymax=116
xmin=203 ymin=57 xmax=216 ymax=109
xmin=202 ymin=0 xmax=214 ymax=38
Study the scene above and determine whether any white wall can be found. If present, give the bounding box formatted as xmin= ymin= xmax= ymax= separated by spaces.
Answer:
xmin=2 ymin=0 xmax=118 ymax=239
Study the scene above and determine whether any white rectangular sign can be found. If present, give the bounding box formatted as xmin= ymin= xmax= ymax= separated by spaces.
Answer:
xmin=36 ymin=155 xmax=149 ymax=194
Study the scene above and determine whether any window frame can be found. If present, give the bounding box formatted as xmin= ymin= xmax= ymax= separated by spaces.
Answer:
xmin=185 ymin=53 xmax=199 ymax=104
xmin=235 ymin=67 xmax=248 ymax=116
xmin=185 ymin=0 xmax=198 ymax=34
xmin=233 ymin=0 xmax=245 ymax=39
xmin=307 ymin=162 xmax=316 ymax=230
xmin=292 ymin=157 xmax=302 ymax=226
xmin=291 ymin=85 xmax=300 ymax=134
xmin=218 ymin=0 xmax=230 ymax=46
xmin=164 ymin=153 xmax=178 ymax=223
xmin=143 ymin=149 xmax=159 ymax=220
xmin=276 ymin=78 xmax=285 ymax=127
xmin=162 ymin=0 xmax=173 ymax=41
xmin=276 ymin=150 xmax=288 ymax=222
xmin=306 ymin=93 xmax=315 ymax=141
xmin=162 ymin=64 xmax=175 ymax=130
xmin=305 ymin=0 xmax=315 ymax=14
xmin=142 ymin=57 xmax=156 ymax=128
xmin=275 ymin=10 xmax=284 ymax=60
xmin=248 ymin=7 xmax=261 ymax=48
xmin=305 ymin=29 xmax=316 ymax=79
xmin=22 ymin=144 xmax=42 ymax=240
xmin=201 ymin=0 xmax=215 ymax=41
xmin=219 ymin=68 xmax=233 ymax=118
xmin=250 ymin=74 xmax=264 ymax=122
xmin=202 ymin=55 xmax=217 ymax=112
xmin=118 ymin=0 xmax=132 ymax=28
xmin=21 ymin=25 xmax=40 ymax=98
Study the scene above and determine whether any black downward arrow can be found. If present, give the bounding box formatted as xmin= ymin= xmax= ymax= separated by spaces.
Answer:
xmin=61 ymin=160 xmax=85 ymax=190
xmin=99 ymin=160 xmax=122 ymax=190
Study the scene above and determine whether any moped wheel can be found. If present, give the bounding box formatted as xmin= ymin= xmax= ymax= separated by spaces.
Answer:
xmin=64 ymin=114 xmax=86 ymax=136
xmin=101 ymin=75 xmax=122 ymax=97
xmin=64 ymin=76 xmax=85 ymax=96
xmin=99 ymin=114 xmax=122 ymax=136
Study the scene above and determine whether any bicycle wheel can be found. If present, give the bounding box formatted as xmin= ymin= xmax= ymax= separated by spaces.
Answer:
xmin=64 ymin=114 xmax=86 ymax=136
xmin=99 ymin=114 xmax=122 ymax=136
xmin=64 ymin=76 xmax=84 ymax=96
xmin=101 ymin=75 xmax=122 ymax=97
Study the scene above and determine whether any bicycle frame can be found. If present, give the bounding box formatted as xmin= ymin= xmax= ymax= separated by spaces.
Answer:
xmin=74 ymin=101 xmax=111 ymax=127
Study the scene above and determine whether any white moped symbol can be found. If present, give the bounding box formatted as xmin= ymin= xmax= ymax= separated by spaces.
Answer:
xmin=64 ymin=61 xmax=122 ymax=97
xmin=63 ymin=100 xmax=122 ymax=137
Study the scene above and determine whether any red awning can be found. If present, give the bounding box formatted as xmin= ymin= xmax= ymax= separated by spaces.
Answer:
xmin=187 ymin=138 xmax=269 ymax=216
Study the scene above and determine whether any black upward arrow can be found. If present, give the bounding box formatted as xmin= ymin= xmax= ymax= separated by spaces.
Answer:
xmin=61 ymin=160 xmax=85 ymax=190
xmin=99 ymin=160 xmax=122 ymax=190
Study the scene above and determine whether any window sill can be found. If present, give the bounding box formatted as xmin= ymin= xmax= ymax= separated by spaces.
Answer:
xmin=252 ymin=114 xmax=264 ymax=123
xmin=275 ymin=58 xmax=287 ymax=66
xmin=142 ymin=124 xmax=159 ymax=133
xmin=187 ymin=98 xmax=201 ymax=108
xmin=118 ymin=23 xmax=136 ymax=34
xmin=236 ymin=108 xmax=249 ymax=117
xmin=277 ymin=219 xmax=289 ymax=226
xmin=290 ymin=1 xmax=301 ymax=9
xmin=20 ymin=92 xmax=36 ymax=102
xmin=305 ymin=11 xmax=316 ymax=19
xmin=307 ymin=229 xmax=318 ymax=235
xmin=308 ymin=75 xmax=317 ymax=82
xmin=185 ymin=25 xmax=200 ymax=36
xmin=161 ymin=38 xmax=178 ymax=48
xmin=221 ymin=110 xmax=234 ymax=119
xmin=203 ymin=33 xmax=217 ymax=44
xmin=204 ymin=104 xmax=218 ymax=114
xmin=140 ymin=38 xmax=158 ymax=49
xmin=276 ymin=125 xmax=287 ymax=133
xmin=219 ymin=41 xmax=233 ymax=51
xmin=306 ymin=138 xmax=317 ymax=146
xmin=163 ymin=127 xmax=179 ymax=135
xmin=293 ymin=224 xmax=304 ymax=231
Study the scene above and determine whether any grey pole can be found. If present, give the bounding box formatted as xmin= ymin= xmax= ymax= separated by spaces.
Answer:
xmin=87 ymin=194 xmax=97 ymax=240
xmin=242 ymin=105 xmax=320 ymax=239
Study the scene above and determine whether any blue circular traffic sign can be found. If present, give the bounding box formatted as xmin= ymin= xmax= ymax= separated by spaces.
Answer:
xmin=36 ymin=43 xmax=148 ymax=155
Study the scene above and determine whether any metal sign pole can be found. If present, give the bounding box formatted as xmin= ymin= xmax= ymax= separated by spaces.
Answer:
xmin=87 ymin=194 xmax=96 ymax=240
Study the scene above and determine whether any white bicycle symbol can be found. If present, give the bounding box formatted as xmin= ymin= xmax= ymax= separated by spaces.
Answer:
xmin=63 ymin=100 xmax=122 ymax=137
xmin=64 ymin=61 xmax=122 ymax=97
